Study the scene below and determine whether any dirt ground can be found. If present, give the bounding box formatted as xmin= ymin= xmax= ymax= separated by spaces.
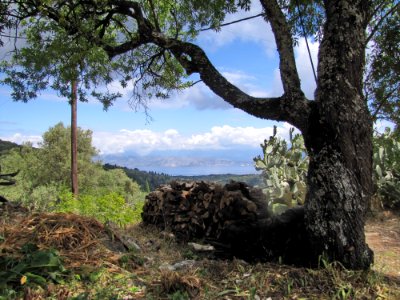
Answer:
xmin=365 ymin=210 xmax=400 ymax=280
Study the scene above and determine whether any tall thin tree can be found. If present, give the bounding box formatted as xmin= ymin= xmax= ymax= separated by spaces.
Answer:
xmin=70 ymin=79 xmax=78 ymax=197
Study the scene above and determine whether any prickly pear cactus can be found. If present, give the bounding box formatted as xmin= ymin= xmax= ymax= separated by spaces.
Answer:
xmin=254 ymin=126 xmax=308 ymax=214
xmin=373 ymin=128 xmax=400 ymax=208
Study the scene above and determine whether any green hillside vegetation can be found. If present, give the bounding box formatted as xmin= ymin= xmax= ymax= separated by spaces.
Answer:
xmin=0 ymin=139 xmax=20 ymax=154
xmin=0 ymin=123 xmax=145 ymax=226
xmin=103 ymin=164 xmax=172 ymax=192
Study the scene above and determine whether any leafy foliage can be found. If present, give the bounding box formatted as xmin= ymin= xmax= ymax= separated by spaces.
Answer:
xmin=365 ymin=1 xmax=400 ymax=131
xmin=0 ymin=2 xmax=12 ymax=47
xmin=56 ymin=192 xmax=144 ymax=226
xmin=38 ymin=123 xmax=97 ymax=188
xmin=278 ymin=0 xmax=326 ymax=43
xmin=0 ymin=123 xmax=145 ymax=215
xmin=0 ymin=140 xmax=20 ymax=154
xmin=0 ymin=7 xmax=122 ymax=109
xmin=0 ymin=165 xmax=18 ymax=186
xmin=0 ymin=244 xmax=66 ymax=292
xmin=254 ymin=126 xmax=308 ymax=214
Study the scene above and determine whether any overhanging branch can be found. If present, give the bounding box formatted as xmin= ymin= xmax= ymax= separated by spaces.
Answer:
xmin=11 ymin=0 xmax=312 ymax=130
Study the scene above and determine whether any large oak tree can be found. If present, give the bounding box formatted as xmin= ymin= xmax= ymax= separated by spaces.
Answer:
xmin=4 ymin=0 xmax=399 ymax=269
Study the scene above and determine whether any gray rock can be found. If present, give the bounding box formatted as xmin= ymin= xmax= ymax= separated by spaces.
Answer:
xmin=159 ymin=260 xmax=196 ymax=271
xmin=188 ymin=242 xmax=215 ymax=252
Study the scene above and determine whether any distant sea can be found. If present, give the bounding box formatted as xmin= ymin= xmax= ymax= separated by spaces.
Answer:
xmin=134 ymin=164 xmax=257 ymax=176
xmin=99 ymin=149 xmax=260 ymax=176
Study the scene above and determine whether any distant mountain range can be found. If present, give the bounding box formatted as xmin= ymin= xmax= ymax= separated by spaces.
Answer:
xmin=0 ymin=139 xmax=21 ymax=154
xmin=98 ymin=148 xmax=260 ymax=176
xmin=104 ymin=163 xmax=263 ymax=191
xmin=101 ymin=150 xmax=264 ymax=191
xmin=0 ymin=139 xmax=264 ymax=191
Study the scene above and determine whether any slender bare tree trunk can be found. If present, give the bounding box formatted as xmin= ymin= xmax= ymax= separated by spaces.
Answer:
xmin=71 ymin=80 xmax=78 ymax=198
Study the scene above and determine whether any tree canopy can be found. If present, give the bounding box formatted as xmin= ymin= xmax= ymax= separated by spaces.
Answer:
xmin=365 ymin=1 xmax=400 ymax=131
xmin=0 ymin=9 xmax=123 ymax=108
xmin=0 ymin=2 xmax=11 ymax=47
xmin=1 ymin=1 xmax=398 ymax=126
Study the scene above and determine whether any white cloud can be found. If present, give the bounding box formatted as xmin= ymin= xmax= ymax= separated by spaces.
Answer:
xmin=374 ymin=120 xmax=395 ymax=133
xmin=269 ymin=39 xmax=319 ymax=99
xmin=0 ymin=133 xmax=42 ymax=147
xmin=198 ymin=2 xmax=276 ymax=57
xmin=92 ymin=125 xmax=292 ymax=155
xmin=222 ymin=71 xmax=256 ymax=84
xmin=149 ymin=81 xmax=232 ymax=110
xmin=269 ymin=68 xmax=284 ymax=97
xmin=295 ymin=39 xmax=319 ymax=99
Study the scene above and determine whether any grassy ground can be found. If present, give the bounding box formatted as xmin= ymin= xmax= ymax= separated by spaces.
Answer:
xmin=1 ymin=204 xmax=399 ymax=299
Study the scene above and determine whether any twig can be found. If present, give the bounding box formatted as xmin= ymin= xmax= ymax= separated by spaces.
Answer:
xmin=200 ymin=13 xmax=265 ymax=32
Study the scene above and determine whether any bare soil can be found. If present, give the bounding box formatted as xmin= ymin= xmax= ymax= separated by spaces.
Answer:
xmin=365 ymin=210 xmax=400 ymax=280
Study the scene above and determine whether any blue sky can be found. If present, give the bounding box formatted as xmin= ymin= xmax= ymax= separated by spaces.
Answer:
xmin=0 ymin=2 xmax=320 ymax=175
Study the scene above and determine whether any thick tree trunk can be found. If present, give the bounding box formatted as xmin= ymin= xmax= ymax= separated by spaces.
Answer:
xmin=302 ymin=1 xmax=373 ymax=269
xmin=71 ymin=80 xmax=78 ymax=198
xmin=303 ymin=128 xmax=374 ymax=269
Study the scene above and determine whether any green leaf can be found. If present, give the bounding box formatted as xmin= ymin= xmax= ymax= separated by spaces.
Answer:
xmin=378 ymin=147 xmax=385 ymax=161
xmin=254 ymin=160 xmax=267 ymax=170
xmin=272 ymin=203 xmax=289 ymax=215
xmin=28 ymin=250 xmax=63 ymax=269
xmin=290 ymin=182 xmax=299 ymax=194
xmin=24 ymin=272 xmax=47 ymax=286
xmin=376 ymin=164 xmax=383 ymax=178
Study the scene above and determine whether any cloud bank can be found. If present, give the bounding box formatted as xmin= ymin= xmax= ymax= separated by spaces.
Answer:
xmin=91 ymin=124 xmax=292 ymax=155
xmin=0 ymin=133 xmax=42 ymax=147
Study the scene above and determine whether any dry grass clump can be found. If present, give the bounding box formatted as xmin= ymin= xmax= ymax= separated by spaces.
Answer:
xmin=0 ymin=212 xmax=124 ymax=269
xmin=0 ymin=201 xmax=29 ymax=225
xmin=157 ymin=270 xmax=202 ymax=298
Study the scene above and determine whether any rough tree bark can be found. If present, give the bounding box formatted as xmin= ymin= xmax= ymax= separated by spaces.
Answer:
xmin=302 ymin=1 xmax=374 ymax=269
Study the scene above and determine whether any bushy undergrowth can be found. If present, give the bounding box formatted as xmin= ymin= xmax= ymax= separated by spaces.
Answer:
xmin=56 ymin=191 xmax=144 ymax=226
xmin=0 ymin=123 xmax=147 ymax=225
xmin=0 ymin=244 xmax=66 ymax=297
